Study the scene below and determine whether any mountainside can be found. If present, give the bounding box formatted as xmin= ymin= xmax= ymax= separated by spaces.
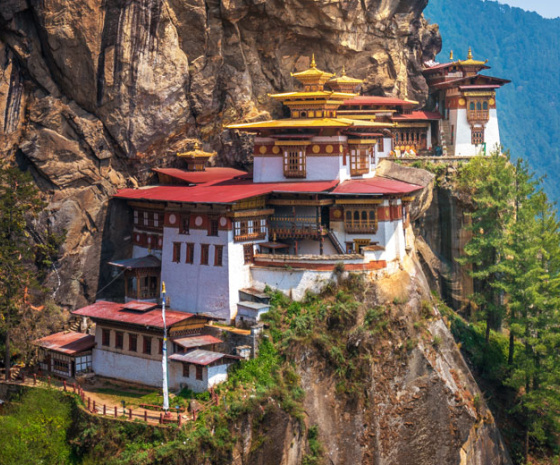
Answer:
xmin=0 ymin=0 xmax=440 ymax=308
xmin=424 ymin=0 xmax=560 ymax=200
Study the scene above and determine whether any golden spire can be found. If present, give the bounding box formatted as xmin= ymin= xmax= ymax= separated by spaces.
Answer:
xmin=310 ymin=53 xmax=317 ymax=69
xmin=449 ymin=50 xmax=454 ymax=60
xmin=467 ymin=47 xmax=473 ymax=60
xmin=193 ymin=141 xmax=200 ymax=150
xmin=341 ymin=65 xmax=346 ymax=76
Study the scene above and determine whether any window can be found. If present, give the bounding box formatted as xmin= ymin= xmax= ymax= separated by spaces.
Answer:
xmin=183 ymin=364 xmax=190 ymax=377
xmin=200 ymin=244 xmax=209 ymax=265
xmin=377 ymin=138 xmax=384 ymax=152
xmin=172 ymin=242 xmax=181 ymax=263
xmin=283 ymin=148 xmax=306 ymax=178
xmin=158 ymin=339 xmax=164 ymax=354
xmin=208 ymin=218 xmax=219 ymax=236
xmin=143 ymin=336 xmax=152 ymax=355
xmin=195 ymin=365 xmax=203 ymax=381
xmin=349 ymin=147 xmax=370 ymax=175
xmin=234 ymin=218 xmax=267 ymax=242
xmin=102 ymin=329 xmax=110 ymax=347
xmin=214 ymin=245 xmax=223 ymax=266
xmin=244 ymin=244 xmax=254 ymax=264
xmin=134 ymin=210 xmax=163 ymax=232
xmin=186 ymin=243 xmax=194 ymax=264
xmin=115 ymin=331 xmax=124 ymax=349
xmin=344 ymin=207 xmax=378 ymax=234
xmin=472 ymin=128 xmax=485 ymax=145
xmin=128 ymin=334 xmax=137 ymax=352
xmin=180 ymin=215 xmax=190 ymax=234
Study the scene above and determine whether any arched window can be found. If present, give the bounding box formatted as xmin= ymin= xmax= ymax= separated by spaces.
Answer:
xmin=476 ymin=101 xmax=482 ymax=111
xmin=346 ymin=211 xmax=352 ymax=222
xmin=354 ymin=211 xmax=360 ymax=221
xmin=470 ymin=102 xmax=475 ymax=111
xmin=483 ymin=101 xmax=488 ymax=110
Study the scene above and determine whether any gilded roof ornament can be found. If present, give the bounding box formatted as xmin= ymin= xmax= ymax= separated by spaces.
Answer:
xmin=449 ymin=50 xmax=454 ymax=60
xmin=467 ymin=47 xmax=473 ymax=60
xmin=311 ymin=53 xmax=317 ymax=69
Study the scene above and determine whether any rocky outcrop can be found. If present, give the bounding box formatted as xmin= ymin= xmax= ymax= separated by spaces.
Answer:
xmin=299 ymin=254 xmax=511 ymax=465
xmin=0 ymin=0 xmax=441 ymax=307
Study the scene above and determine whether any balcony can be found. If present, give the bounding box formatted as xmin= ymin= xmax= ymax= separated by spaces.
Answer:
xmin=269 ymin=216 xmax=327 ymax=239
xmin=467 ymin=110 xmax=489 ymax=122
xmin=234 ymin=231 xmax=267 ymax=243
xmin=344 ymin=220 xmax=378 ymax=234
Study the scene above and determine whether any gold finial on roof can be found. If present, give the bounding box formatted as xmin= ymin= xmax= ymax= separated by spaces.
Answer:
xmin=310 ymin=53 xmax=317 ymax=69
xmin=449 ymin=50 xmax=454 ymax=60
xmin=194 ymin=141 xmax=201 ymax=150
xmin=467 ymin=47 xmax=473 ymax=60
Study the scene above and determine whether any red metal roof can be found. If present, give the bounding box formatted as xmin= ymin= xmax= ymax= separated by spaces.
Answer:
xmin=72 ymin=301 xmax=199 ymax=328
xmin=154 ymin=168 xmax=247 ymax=185
xmin=172 ymin=335 xmax=223 ymax=350
xmin=342 ymin=96 xmax=417 ymax=107
xmin=169 ymin=349 xmax=240 ymax=366
xmin=392 ymin=111 xmax=442 ymax=121
xmin=332 ymin=177 xmax=423 ymax=195
xmin=458 ymin=85 xmax=502 ymax=90
xmin=115 ymin=179 xmax=339 ymax=204
xmin=35 ymin=331 xmax=95 ymax=355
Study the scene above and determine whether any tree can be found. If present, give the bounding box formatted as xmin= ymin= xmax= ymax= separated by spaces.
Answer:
xmin=457 ymin=152 xmax=516 ymax=343
xmin=0 ymin=164 xmax=61 ymax=380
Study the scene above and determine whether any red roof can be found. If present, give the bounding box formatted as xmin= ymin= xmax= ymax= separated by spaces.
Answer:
xmin=173 ymin=335 xmax=223 ymax=350
xmin=423 ymin=61 xmax=490 ymax=73
xmin=342 ymin=96 xmax=417 ymax=107
xmin=332 ymin=177 xmax=423 ymax=195
xmin=115 ymin=179 xmax=339 ymax=204
xmin=154 ymin=168 xmax=247 ymax=185
xmin=35 ymin=331 xmax=95 ymax=355
xmin=458 ymin=85 xmax=502 ymax=90
xmin=392 ymin=111 xmax=442 ymax=121
xmin=72 ymin=301 xmax=199 ymax=328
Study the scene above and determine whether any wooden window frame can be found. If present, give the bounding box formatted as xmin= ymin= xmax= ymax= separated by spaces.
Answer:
xmin=200 ymin=244 xmax=209 ymax=265
xmin=115 ymin=331 xmax=124 ymax=350
xmin=143 ymin=336 xmax=152 ymax=355
xmin=208 ymin=218 xmax=219 ymax=237
xmin=214 ymin=245 xmax=223 ymax=266
xmin=377 ymin=138 xmax=384 ymax=152
xmin=344 ymin=207 xmax=378 ymax=234
xmin=195 ymin=365 xmax=203 ymax=381
xmin=283 ymin=147 xmax=306 ymax=178
xmin=471 ymin=128 xmax=485 ymax=145
xmin=183 ymin=363 xmax=190 ymax=377
xmin=186 ymin=242 xmax=194 ymax=264
xmin=180 ymin=215 xmax=190 ymax=235
xmin=128 ymin=334 xmax=137 ymax=352
xmin=243 ymin=244 xmax=254 ymax=264
xmin=102 ymin=329 xmax=110 ymax=347
xmin=172 ymin=242 xmax=181 ymax=263
xmin=349 ymin=147 xmax=370 ymax=176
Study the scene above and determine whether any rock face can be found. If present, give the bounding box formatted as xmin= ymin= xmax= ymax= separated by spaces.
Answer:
xmin=0 ymin=0 xmax=440 ymax=305
xmin=299 ymin=254 xmax=511 ymax=465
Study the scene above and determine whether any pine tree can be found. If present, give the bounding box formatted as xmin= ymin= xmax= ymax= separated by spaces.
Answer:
xmin=0 ymin=165 xmax=51 ymax=380
xmin=457 ymin=152 xmax=516 ymax=343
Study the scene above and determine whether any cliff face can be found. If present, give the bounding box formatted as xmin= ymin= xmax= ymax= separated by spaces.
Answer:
xmin=0 ymin=0 xmax=440 ymax=307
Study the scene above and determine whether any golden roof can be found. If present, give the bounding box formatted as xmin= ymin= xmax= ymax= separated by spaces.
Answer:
xmin=177 ymin=141 xmax=216 ymax=159
xmin=226 ymin=118 xmax=394 ymax=130
xmin=458 ymin=47 xmax=489 ymax=67
xmin=327 ymin=66 xmax=363 ymax=85
xmin=268 ymin=90 xmax=356 ymax=101
xmin=291 ymin=54 xmax=335 ymax=84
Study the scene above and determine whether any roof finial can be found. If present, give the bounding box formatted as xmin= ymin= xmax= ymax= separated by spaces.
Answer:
xmin=194 ymin=141 xmax=200 ymax=150
xmin=449 ymin=50 xmax=454 ymax=60
xmin=310 ymin=53 xmax=317 ymax=69
xmin=342 ymin=65 xmax=346 ymax=76
xmin=467 ymin=47 xmax=473 ymax=60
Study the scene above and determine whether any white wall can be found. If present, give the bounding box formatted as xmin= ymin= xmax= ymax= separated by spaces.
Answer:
xmin=174 ymin=362 xmax=229 ymax=392
xmin=251 ymin=267 xmax=335 ymax=301
xmin=227 ymin=235 xmax=259 ymax=321
xmin=452 ymin=109 xmax=501 ymax=156
xmin=93 ymin=349 xmax=165 ymax=388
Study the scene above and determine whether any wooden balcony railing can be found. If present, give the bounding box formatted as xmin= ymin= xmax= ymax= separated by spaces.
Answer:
xmin=344 ymin=221 xmax=378 ymax=234
xmin=234 ymin=231 xmax=267 ymax=243
xmin=270 ymin=216 xmax=328 ymax=239
xmin=467 ymin=110 xmax=489 ymax=122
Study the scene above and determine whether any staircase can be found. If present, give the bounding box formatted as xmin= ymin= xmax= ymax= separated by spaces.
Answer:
xmin=327 ymin=229 xmax=345 ymax=255
xmin=68 ymin=318 xmax=81 ymax=332
xmin=440 ymin=120 xmax=455 ymax=156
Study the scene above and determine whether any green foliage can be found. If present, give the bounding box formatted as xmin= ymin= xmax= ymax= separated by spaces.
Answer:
xmin=425 ymin=0 xmax=560 ymax=201
xmin=302 ymin=425 xmax=323 ymax=465
xmin=0 ymin=388 xmax=75 ymax=465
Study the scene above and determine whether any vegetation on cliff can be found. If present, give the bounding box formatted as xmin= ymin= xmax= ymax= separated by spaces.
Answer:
xmin=443 ymin=153 xmax=560 ymax=464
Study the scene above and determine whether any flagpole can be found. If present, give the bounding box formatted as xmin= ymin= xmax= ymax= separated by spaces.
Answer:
xmin=161 ymin=282 xmax=169 ymax=413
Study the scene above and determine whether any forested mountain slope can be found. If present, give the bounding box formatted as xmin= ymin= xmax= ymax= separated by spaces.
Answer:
xmin=424 ymin=0 xmax=560 ymax=199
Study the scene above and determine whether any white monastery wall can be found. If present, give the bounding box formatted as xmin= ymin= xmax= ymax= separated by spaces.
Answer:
xmin=161 ymin=227 xmax=230 ymax=317
xmin=485 ymin=109 xmax=501 ymax=153
xmin=251 ymin=267 xmax=334 ymax=301
xmin=93 ymin=349 xmax=165 ymax=387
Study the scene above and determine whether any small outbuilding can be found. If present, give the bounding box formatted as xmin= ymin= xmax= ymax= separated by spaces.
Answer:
xmin=35 ymin=331 xmax=95 ymax=378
